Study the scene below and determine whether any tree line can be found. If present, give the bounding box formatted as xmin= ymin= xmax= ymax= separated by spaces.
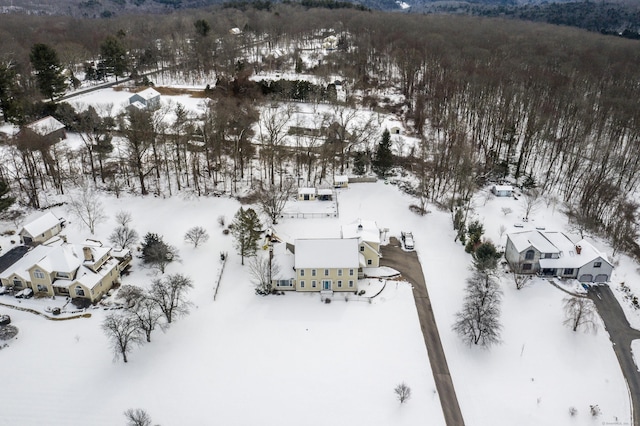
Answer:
xmin=1 ymin=5 xmax=639 ymax=255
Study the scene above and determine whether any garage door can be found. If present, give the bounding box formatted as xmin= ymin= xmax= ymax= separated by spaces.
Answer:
xmin=594 ymin=274 xmax=609 ymax=283
xmin=579 ymin=274 xmax=593 ymax=282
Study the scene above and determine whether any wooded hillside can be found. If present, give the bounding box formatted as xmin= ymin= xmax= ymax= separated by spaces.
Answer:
xmin=1 ymin=5 xmax=639 ymax=254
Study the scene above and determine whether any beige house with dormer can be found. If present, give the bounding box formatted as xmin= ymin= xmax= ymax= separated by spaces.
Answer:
xmin=0 ymin=240 xmax=122 ymax=303
xmin=341 ymin=219 xmax=382 ymax=268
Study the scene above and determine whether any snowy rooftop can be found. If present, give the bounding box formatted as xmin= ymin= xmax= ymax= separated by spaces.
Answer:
xmin=1 ymin=242 xmax=116 ymax=281
xmin=132 ymin=87 xmax=161 ymax=101
xmin=508 ymin=230 xmax=560 ymax=254
xmin=35 ymin=245 xmax=84 ymax=274
xmin=317 ymin=188 xmax=333 ymax=195
xmin=334 ymin=175 xmax=348 ymax=183
xmin=341 ymin=219 xmax=380 ymax=244
xmin=539 ymin=238 xmax=611 ymax=269
xmin=493 ymin=184 xmax=513 ymax=191
xmin=25 ymin=116 xmax=65 ymax=136
xmin=294 ymin=238 xmax=359 ymax=269
xmin=0 ymin=245 xmax=51 ymax=280
xmin=298 ymin=187 xmax=316 ymax=195
xmin=20 ymin=212 xmax=64 ymax=238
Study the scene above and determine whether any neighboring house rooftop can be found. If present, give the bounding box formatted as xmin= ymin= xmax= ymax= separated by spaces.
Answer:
xmin=508 ymin=230 xmax=559 ymax=254
xmin=298 ymin=187 xmax=316 ymax=195
xmin=21 ymin=212 xmax=64 ymax=238
xmin=0 ymin=245 xmax=51 ymax=281
xmin=509 ymin=230 xmax=612 ymax=270
xmin=334 ymin=175 xmax=348 ymax=183
xmin=1 ymin=241 xmax=116 ymax=282
xmin=25 ymin=116 xmax=65 ymax=136
xmin=35 ymin=245 xmax=83 ymax=274
xmin=539 ymin=238 xmax=612 ymax=270
xmin=134 ymin=87 xmax=161 ymax=101
xmin=341 ymin=219 xmax=380 ymax=244
xmin=493 ymin=184 xmax=513 ymax=192
xmin=294 ymin=238 xmax=359 ymax=269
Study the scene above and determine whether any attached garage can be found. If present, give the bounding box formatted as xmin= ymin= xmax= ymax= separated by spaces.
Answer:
xmin=594 ymin=274 xmax=609 ymax=283
xmin=579 ymin=274 xmax=593 ymax=282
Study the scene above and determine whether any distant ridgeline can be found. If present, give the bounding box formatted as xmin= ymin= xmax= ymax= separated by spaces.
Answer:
xmin=413 ymin=1 xmax=640 ymax=40
xmin=222 ymin=0 xmax=370 ymax=10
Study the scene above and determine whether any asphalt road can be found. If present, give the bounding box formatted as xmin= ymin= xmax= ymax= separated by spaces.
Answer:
xmin=588 ymin=285 xmax=640 ymax=426
xmin=381 ymin=238 xmax=465 ymax=426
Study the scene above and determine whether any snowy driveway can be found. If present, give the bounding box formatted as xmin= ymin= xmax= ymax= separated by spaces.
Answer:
xmin=588 ymin=285 xmax=640 ymax=426
xmin=381 ymin=238 xmax=466 ymax=426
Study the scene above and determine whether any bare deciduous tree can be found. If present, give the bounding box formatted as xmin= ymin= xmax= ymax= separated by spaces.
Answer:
xmin=563 ymin=297 xmax=598 ymax=333
xmin=184 ymin=226 xmax=209 ymax=248
xmin=67 ymin=184 xmax=107 ymax=234
xmin=148 ymin=273 xmax=193 ymax=324
xmin=394 ymin=382 xmax=412 ymax=403
xmin=249 ymin=254 xmax=280 ymax=295
xmin=130 ymin=296 xmax=163 ymax=343
xmin=117 ymin=285 xmax=145 ymax=308
xmin=507 ymin=259 xmax=532 ymax=290
xmin=109 ymin=226 xmax=139 ymax=250
xmin=453 ymin=270 xmax=502 ymax=347
xmin=102 ymin=312 xmax=144 ymax=363
xmin=521 ymin=189 xmax=541 ymax=221
xmin=116 ymin=210 xmax=133 ymax=228
xmin=257 ymin=179 xmax=296 ymax=225
xmin=124 ymin=408 xmax=153 ymax=426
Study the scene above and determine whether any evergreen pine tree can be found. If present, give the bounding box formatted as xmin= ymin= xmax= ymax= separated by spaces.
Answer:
xmin=0 ymin=179 xmax=15 ymax=213
xmin=231 ymin=207 xmax=262 ymax=265
xmin=372 ymin=128 xmax=393 ymax=177
xmin=29 ymin=43 xmax=67 ymax=101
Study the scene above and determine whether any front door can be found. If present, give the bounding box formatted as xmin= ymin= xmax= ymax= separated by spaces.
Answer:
xmin=323 ymin=280 xmax=331 ymax=290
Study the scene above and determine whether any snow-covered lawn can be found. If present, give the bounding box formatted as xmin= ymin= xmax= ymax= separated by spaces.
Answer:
xmin=0 ymin=181 xmax=633 ymax=425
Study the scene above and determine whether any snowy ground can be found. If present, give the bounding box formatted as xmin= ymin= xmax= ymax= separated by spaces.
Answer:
xmin=0 ymin=182 xmax=633 ymax=425
xmin=0 ymin=185 xmax=440 ymax=426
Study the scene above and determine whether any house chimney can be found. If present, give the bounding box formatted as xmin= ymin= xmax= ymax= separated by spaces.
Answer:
xmin=576 ymin=245 xmax=582 ymax=255
xmin=82 ymin=246 xmax=93 ymax=262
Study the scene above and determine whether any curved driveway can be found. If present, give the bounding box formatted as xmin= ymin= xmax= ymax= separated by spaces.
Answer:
xmin=588 ymin=285 xmax=640 ymax=426
xmin=381 ymin=238 xmax=465 ymax=426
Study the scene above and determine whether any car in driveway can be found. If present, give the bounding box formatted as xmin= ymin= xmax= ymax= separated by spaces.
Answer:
xmin=401 ymin=231 xmax=415 ymax=250
xmin=15 ymin=288 xmax=33 ymax=299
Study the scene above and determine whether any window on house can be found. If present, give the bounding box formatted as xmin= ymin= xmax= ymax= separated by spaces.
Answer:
xmin=324 ymin=269 xmax=329 ymax=276
xmin=338 ymin=269 xmax=343 ymax=276
xmin=337 ymin=280 xmax=343 ymax=288
xmin=300 ymin=269 xmax=305 ymax=277
xmin=522 ymin=264 xmax=532 ymax=271
xmin=594 ymin=262 xmax=602 ymax=268
xmin=360 ymin=246 xmax=364 ymax=252
xmin=312 ymin=269 xmax=317 ymax=277
xmin=367 ymin=259 xmax=372 ymax=265
xmin=12 ymin=278 xmax=22 ymax=287
xmin=312 ymin=280 xmax=317 ymax=288
xmin=348 ymin=280 xmax=354 ymax=288
xmin=34 ymin=270 xmax=45 ymax=279
xmin=563 ymin=268 xmax=574 ymax=275
xmin=56 ymin=272 xmax=70 ymax=279
xmin=543 ymin=253 xmax=553 ymax=259
xmin=300 ymin=281 xmax=305 ymax=288
xmin=75 ymin=286 xmax=85 ymax=297
xmin=525 ymin=250 xmax=535 ymax=260
xmin=349 ymin=269 xmax=354 ymax=276
xmin=36 ymin=284 xmax=47 ymax=292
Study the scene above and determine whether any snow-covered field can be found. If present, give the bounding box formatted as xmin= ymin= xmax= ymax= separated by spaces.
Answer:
xmin=0 ymin=181 xmax=632 ymax=425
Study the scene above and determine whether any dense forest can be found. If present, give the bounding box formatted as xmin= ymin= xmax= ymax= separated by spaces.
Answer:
xmin=0 ymin=4 xmax=640 ymax=255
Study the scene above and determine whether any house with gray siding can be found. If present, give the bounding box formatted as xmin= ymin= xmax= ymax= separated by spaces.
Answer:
xmin=505 ymin=230 xmax=612 ymax=282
